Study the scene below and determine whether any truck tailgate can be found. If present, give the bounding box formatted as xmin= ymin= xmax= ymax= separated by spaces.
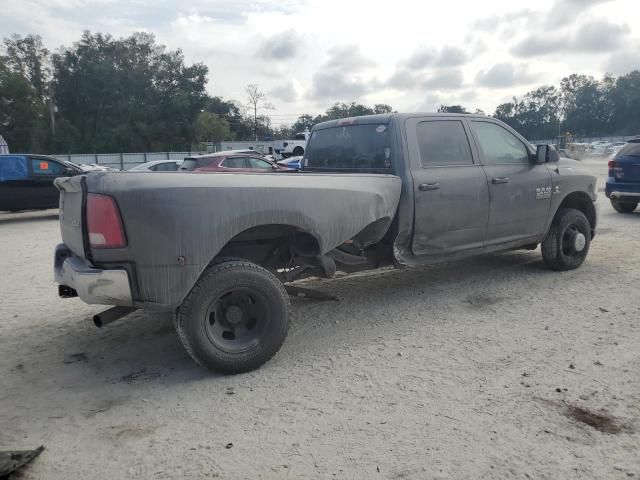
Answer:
xmin=55 ymin=175 xmax=86 ymax=258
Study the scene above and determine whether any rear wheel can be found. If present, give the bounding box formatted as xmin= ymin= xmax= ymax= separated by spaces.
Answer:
xmin=610 ymin=197 xmax=638 ymax=213
xmin=175 ymin=260 xmax=290 ymax=374
xmin=541 ymin=208 xmax=591 ymax=271
xmin=292 ymin=146 xmax=304 ymax=156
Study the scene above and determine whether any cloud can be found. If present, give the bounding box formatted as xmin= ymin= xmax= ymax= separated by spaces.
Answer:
xmin=511 ymin=19 xmax=628 ymax=57
xmin=386 ymin=68 xmax=423 ymax=89
xmin=257 ymin=30 xmax=300 ymax=60
xmin=270 ymin=79 xmax=299 ymax=102
xmin=403 ymin=45 xmax=469 ymax=69
xmin=404 ymin=47 xmax=436 ymax=69
xmin=385 ymin=68 xmax=464 ymax=91
xmin=306 ymin=44 xmax=377 ymax=101
xmin=572 ymin=19 xmax=628 ymax=52
xmin=423 ymin=69 xmax=465 ymax=90
xmin=434 ymin=46 xmax=469 ymax=67
xmin=324 ymin=44 xmax=376 ymax=72
xmin=308 ymin=71 xmax=372 ymax=100
xmin=475 ymin=62 xmax=538 ymax=88
xmin=606 ymin=49 xmax=640 ymax=75
xmin=511 ymin=34 xmax=567 ymax=57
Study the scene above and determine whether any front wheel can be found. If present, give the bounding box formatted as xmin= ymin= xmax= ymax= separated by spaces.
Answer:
xmin=610 ymin=197 xmax=638 ymax=213
xmin=175 ymin=260 xmax=290 ymax=374
xmin=541 ymin=208 xmax=591 ymax=271
xmin=292 ymin=146 xmax=304 ymax=156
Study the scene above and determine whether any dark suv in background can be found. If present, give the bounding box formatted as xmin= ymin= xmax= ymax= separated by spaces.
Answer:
xmin=606 ymin=138 xmax=640 ymax=213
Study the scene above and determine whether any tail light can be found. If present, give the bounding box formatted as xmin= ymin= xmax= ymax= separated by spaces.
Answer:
xmin=87 ymin=193 xmax=126 ymax=248
xmin=608 ymin=159 xmax=624 ymax=178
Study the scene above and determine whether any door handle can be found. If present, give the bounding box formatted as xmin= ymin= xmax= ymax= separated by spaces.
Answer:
xmin=492 ymin=177 xmax=510 ymax=184
xmin=419 ymin=182 xmax=440 ymax=191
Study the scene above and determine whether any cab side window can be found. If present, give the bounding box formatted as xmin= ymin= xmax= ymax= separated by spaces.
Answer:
xmin=417 ymin=120 xmax=473 ymax=167
xmin=31 ymin=158 xmax=66 ymax=176
xmin=471 ymin=121 xmax=529 ymax=165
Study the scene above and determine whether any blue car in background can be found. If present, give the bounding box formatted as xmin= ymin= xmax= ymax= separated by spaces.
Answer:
xmin=277 ymin=155 xmax=302 ymax=170
xmin=606 ymin=138 xmax=640 ymax=213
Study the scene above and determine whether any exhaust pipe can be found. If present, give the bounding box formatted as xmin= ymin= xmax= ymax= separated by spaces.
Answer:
xmin=93 ymin=306 xmax=137 ymax=328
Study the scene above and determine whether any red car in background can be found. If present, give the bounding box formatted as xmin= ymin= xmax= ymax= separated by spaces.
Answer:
xmin=180 ymin=153 xmax=292 ymax=173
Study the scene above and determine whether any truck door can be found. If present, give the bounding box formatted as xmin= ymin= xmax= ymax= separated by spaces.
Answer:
xmin=27 ymin=157 xmax=70 ymax=209
xmin=469 ymin=120 xmax=552 ymax=245
xmin=0 ymin=155 xmax=31 ymax=211
xmin=407 ymin=118 xmax=490 ymax=256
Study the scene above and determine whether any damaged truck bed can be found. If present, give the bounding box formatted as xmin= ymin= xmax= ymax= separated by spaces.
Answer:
xmin=53 ymin=113 xmax=597 ymax=373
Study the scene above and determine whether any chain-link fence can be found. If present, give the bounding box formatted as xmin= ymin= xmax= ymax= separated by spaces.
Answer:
xmin=50 ymin=152 xmax=197 ymax=170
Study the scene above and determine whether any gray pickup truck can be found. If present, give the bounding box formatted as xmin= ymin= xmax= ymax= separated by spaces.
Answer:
xmin=54 ymin=113 xmax=597 ymax=373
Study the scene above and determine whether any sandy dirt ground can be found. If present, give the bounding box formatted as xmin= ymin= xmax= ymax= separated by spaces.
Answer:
xmin=1 ymin=157 xmax=639 ymax=479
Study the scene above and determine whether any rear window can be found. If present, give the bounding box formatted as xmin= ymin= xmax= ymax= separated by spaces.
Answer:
xmin=616 ymin=142 xmax=640 ymax=158
xmin=0 ymin=155 xmax=28 ymax=181
xmin=304 ymin=124 xmax=392 ymax=171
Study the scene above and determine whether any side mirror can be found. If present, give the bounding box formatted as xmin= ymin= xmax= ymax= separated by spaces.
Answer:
xmin=64 ymin=167 xmax=76 ymax=176
xmin=535 ymin=144 xmax=559 ymax=164
xmin=535 ymin=145 xmax=548 ymax=164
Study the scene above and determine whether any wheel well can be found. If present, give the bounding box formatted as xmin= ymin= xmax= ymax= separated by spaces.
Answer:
xmin=557 ymin=192 xmax=596 ymax=234
xmin=214 ymin=224 xmax=321 ymax=267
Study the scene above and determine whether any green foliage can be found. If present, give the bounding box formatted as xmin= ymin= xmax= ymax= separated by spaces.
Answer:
xmin=193 ymin=112 xmax=232 ymax=143
xmin=4 ymin=29 xmax=638 ymax=152
xmin=494 ymin=71 xmax=640 ymax=139
xmin=438 ymin=105 xmax=468 ymax=114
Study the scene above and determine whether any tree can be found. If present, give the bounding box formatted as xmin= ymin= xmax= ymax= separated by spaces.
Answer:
xmin=374 ymin=104 xmax=394 ymax=114
xmin=245 ymin=84 xmax=274 ymax=141
xmin=51 ymin=31 xmax=209 ymax=152
xmin=193 ymin=112 xmax=232 ymax=144
xmin=438 ymin=105 xmax=468 ymax=114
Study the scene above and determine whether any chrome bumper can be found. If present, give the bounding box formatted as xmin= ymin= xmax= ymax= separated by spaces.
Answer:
xmin=610 ymin=191 xmax=640 ymax=198
xmin=54 ymin=244 xmax=133 ymax=306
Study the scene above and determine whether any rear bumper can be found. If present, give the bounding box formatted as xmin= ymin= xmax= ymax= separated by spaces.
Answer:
xmin=605 ymin=178 xmax=640 ymax=198
xmin=54 ymin=243 xmax=133 ymax=306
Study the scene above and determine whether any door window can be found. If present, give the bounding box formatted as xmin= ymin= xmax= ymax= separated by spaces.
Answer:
xmin=247 ymin=157 xmax=273 ymax=169
xmin=152 ymin=162 xmax=179 ymax=171
xmin=31 ymin=158 xmax=66 ymax=175
xmin=417 ymin=120 xmax=473 ymax=167
xmin=222 ymin=157 xmax=247 ymax=168
xmin=471 ymin=121 xmax=529 ymax=164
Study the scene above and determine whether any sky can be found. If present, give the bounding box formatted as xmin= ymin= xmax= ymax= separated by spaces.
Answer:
xmin=1 ymin=0 xmax=639 ymax=127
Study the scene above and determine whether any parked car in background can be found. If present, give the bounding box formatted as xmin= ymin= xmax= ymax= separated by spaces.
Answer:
xmin=605 ymin=138 xmax=640 ymax=213
xmin=129 ymin=160 xmax=183 ymax=171
xmin=274 ymin=131 xmax=309 ymax=158
xmin=180 ymin=153 xmax=291 ymax=172
xmin=0 ymin=134 xmax=9 ymax=154
xmin=0 ymin=154 xmax=82 ymax=211
xmin=277 ymin=156 xmax=302 ymax=170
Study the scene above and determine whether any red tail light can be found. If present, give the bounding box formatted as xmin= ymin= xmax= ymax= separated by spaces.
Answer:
xmin=608 ymin=159 xmax=616 ymax=168
xmin=87 ymin=193 xmax=126 ymax=248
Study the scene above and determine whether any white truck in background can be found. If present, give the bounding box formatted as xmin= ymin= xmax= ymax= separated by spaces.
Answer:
xmin=275 ymin=130 xmax=309 ymax=158
xmin=0 ymin=134 xmax=9 ymax=154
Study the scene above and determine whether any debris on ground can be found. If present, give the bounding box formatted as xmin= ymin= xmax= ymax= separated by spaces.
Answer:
xmin=564 ymin=405 xmax=628 ymax=434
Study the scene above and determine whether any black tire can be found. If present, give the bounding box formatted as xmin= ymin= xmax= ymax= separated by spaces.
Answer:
xmin=292 ymin=146 xmax=304 ymax=156
xmin=610 ymin=197 xmax=638 ymax=213
xmin=175 ymin=260 xmax=290 ymax=374
xmin=541 ymin=208 xmax=591 ymax=271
